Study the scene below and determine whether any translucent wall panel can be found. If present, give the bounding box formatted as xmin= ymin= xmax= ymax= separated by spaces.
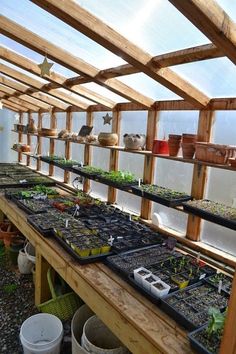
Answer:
xmin=71 ymin=112 xmax=87 ymax=132
xmin=82 ymin=83 xmax=127 ymax=103
xmin=152 ymin=111 xmax=198 ymax=233
xmin=76 ymin=0 xmax=210 ymax=55
xmin=119 ymin=73 xmax=180 ymax=101
xmin=173 ymin=58 xmax=236 ymax=98
xmin=120 ymin=111 xmax=147 ymax=146
xmin=0 ymin=108 xmax=16 ymax=163
xmin=90 ymin=148 xmax=110 ymax=199
xmin=201 ymin=111 xmax=236 ymax=255
xmin=1 ymin=0 xmax=125 ymax=70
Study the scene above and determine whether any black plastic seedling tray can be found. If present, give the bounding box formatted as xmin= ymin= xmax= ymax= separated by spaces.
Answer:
xmin=53 ymin=232 xmax=112 ymax=265
xmin=161 ymin=281 xmax=229 ymax=331
xmin=131 ymin=186 xmax=192 ymax=207
xmin=27 ymin=215 xmax=55 ymax=237
xmin=97 ymin=176 xmax=138 ymax=191
xmin=15 ymin=199 xmax=50 ymax=215
xmin=188 ymin=325 xmax=216 ymax=354
xmin=182 ymin=200 xmax=236 ymax=231
xmin=70 ymin=167 xmax=99 ymax=180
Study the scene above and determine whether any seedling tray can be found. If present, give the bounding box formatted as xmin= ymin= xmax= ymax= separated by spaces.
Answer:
xmin=188 ymin=325 xmax=217 ymax=354
xmin=53 ymin=231 xmax=112 ymax=264
xmin=131 ymin=186 xmax=192 ymax=207
xmin=205 ymin=273 xmax=232 ymax=295
xmin=97 ymin=176 xmax=138 ymax=191
xmin=15 ymin=198 xmax=50 ymax=215
xmin=161 ymin=281 xmax=229 ymax=331
xmin=52 ymin=160 xmax=82 ymax=172
xmin=70 ymin=167 xmax=99 ymax=180
xmin=27 ymin=217 xmax=53 ymax=237
xmin=183 ymin=200 xmax=236 ymax=231
xmin=127 ymin=274 xmax=162 ymax=305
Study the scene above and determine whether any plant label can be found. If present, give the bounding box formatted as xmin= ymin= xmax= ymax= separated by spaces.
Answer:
xmin=65 ymin=219 xmax=69 ymax=228
xmin=218 ymin=280 xmax=223 ymax=294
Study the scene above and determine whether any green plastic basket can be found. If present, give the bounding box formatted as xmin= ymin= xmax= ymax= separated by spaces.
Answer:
xmin=37 ymin=268 xmax=83 ymax=321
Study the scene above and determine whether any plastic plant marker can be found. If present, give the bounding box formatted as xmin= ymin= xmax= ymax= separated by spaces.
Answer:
xmin=65 ymin=219 xmax=69 ymax=228
xmin=218 ymin=280 xmax=223 ymax=294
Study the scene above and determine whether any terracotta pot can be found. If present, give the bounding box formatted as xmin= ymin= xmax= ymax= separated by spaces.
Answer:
xmin=152 ymin=140 xmax=169 ymax=154
xmin=182 ymin=134 xmax=197 ymax=144
xmin=229 ymin=158 xmax=236 ymax=168
xmin=168 ymin=134 xmax=182 ymax=141
xmin=21 ymin=145 xmax=31 ymax=152
xmin=0 ymin=222 xmax=19 ymax=247
xmin=182 ymin=143 xmax=195 ymax=159
xmin=98 ymin=132 xmax=118 ymax=146
xmin=38 ymin=128 xmax=58 ymax=137
xmin=168 ymin=141 xmax=181 ymax=157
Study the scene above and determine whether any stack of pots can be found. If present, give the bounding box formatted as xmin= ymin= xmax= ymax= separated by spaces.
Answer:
xmin=182 ymin=134 xmax=197 ymax=159
xmin=168 ymin=135 xmax=182 ymax=156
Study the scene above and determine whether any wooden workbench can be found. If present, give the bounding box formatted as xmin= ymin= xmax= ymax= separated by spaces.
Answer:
xmin=0 ymin=194 xmax=194 ymax=354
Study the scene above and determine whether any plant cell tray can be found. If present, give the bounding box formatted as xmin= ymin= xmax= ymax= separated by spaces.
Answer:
xmin=161 ymin=281 xmax=229 ymax=331
xmin=131 ymin=186 xmax=192 ymax=207
xmin=97 ymin=176 xmax=138 ymax=191
xmin=53 ymin=231 xmax=112 ymax=264
xmin=15 ymin=198 xmax=51 ymax=215
xmin=70 ymin=166 xmax=98 ymax=180
xmin=182 ymin=200 xmax=236 ymax=231
xmin=188 ymin=325 xmax=217 ymax=354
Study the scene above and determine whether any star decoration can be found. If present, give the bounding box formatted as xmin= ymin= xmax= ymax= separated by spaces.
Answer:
xmin=38 ymin=56 xmax=54 ymax=77
xmin=103 ymin=113 xmax=113 ymax=125
xmin=0 ymin=101 xmax=2 ymax=109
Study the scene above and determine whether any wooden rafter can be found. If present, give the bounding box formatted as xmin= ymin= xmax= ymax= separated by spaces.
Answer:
xmin=5 ymin=96 xmax=39 ymax=111
xmin=1 ymin=98 xmax=28 ymax=112
xmin=0 ymin=15 xmax=154 ymax=108
xmin=0 ymin=46 xmax=115 ymax=108
xmin=0 ymin=63 xmax=70 ymax=110
xmin=168 ymin=0 xmax=236 ymax=66
xmin=0 ymin=82 xmax=51 ymax=110
xmin=30 ymin=0 xmax=210 ymax=107
xmin=1 ymin=102 xmax=19 ymax=112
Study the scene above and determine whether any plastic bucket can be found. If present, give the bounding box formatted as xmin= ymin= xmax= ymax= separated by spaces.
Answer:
xmin=20 ymin=313 xmax=63 ymax=354
xmin=25 ymin=242 xmax=36 ymax=264
xmin=18 ymin=249 xmax=34 ymax=274
xmin=81 ymin=315 xmax=129 ymax=354
xmin=71 ymin=304 xmax=95 ymax=354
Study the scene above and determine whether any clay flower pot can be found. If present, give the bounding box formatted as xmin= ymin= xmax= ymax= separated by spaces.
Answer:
xmin=98 ymin=132 xmax=118 ymax=146
xmin=182 ymin=134 xmax=197 ymax=144
xmin=168 ymin=134 xmax=182 ymax=156
xmin=182 ymin=143 xmax=195 ymax=159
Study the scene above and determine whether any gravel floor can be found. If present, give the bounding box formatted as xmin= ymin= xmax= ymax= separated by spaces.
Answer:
xmin=0 ymin=249 xmax=72 ymax=354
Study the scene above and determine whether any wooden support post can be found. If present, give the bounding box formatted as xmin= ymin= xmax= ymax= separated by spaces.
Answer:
xmin=83 ymin=111 xmax=94 ymax=193
xmin=186 ymin=110 xmax=215 ymax=241
xmin=26 ymin=111 xmax=32 ymax=166
xmin=49 ymin=108 xmax=57 ymax=176
xmin=64 ymin=109 xmax=72 ymax=183
xmin=35 ymin=250 xmax=51 ymax=306
xmin=18 ymin=111 xmax=23 ymax=163
xmin=141 ymin=110 xmax=158 ymax=219
xmin=220 ymin=268 xmax=236 ymax=354
xmin=107 ymin=109 xmax=121 ymax=204
xmin=36 ymin=110 xmax=42 ymax=171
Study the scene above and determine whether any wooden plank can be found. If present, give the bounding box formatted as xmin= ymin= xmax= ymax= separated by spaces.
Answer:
xmin=49 ymin=108 xmax=57 ymax=176
xmin=0 ymin=63 xmax=77 ymax=110
xmin=0 ymin=194 xmax=194 ymax=354
xmin=98 ymin=43 xmax=223 ymax=78
xmin=18 ymin=111 xmax=23 ymax=162
xmin=26 ymin=111 xmax=32 ymax=166
xmin=64 ymin=110 xmax=72 ymax=183
xmin=0 ymin=45 xmax=116 ymax=108
xmin=1 ymin=99 xmax=28 ymax=112
xmin=0 ymin=16 xmax=154 ymax=108
xmin=141 ymin=110 xmax=158 ymax=219
xmin=1 ymin=102 xmax=19 ymax=112
xmin=186 ymin=110 xmax=215 ymax=241
xmin=107 ymin=109 xmax=121 ymax=204
xmin=36 ymin=110 xmax=42 ymax=171
xmin=31 ymin=0 xmax=210 ymax=108
xmin=2 ymin=94 xmax=39 ymax=111
xmin=220 ymin=269 xmax=236 ymax=354
xmin=169 ymin=0 xmax=236 ymax=66
xmin=83 ymin=111 xmax=94 ymax=193
xmin=35 ymin=251 xmax=51 ymax=306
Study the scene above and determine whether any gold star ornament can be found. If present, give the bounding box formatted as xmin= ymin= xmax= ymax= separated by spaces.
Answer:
xmin=103 ymin=113 xmax=113 ymax=125
xmin=38 ymin=56 xmax=54 ymax=77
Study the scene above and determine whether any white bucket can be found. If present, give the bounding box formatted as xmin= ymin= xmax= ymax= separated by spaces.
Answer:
xmin=71 ymin=304 xmax=94 ymax=354
xmin=20 ymin=313 xmax=63 ymax=354
xmin=18 ymin=249 xmax=34 ymax=274
xmin=81 ymin=315 xmax=129 ymax=354
xmin=25 ymin=242 xmax=36 ymax=264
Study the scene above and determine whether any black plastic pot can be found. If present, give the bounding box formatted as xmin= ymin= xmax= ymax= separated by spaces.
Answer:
xmin=188 ymin=325 xmax=219 ymax=354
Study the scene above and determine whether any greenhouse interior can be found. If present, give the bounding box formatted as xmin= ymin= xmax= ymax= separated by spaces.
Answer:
xmin=0 ymin=0 xmax=236 ymax=353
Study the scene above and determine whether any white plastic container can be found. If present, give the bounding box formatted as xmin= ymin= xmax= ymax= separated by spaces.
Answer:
xmin=81 ymin=315 xmax=129 ymax=354
xmin=71 ymin=304 xmax=95 ymax=354
xmin=133 ymin=267 xmax=151 ymax=285
xmin=142 ymin=274 xmax=159 ymax=291
xmin=151 ymin=280 xmax=170 ymax=298
xmin=20 ymin=313 xmax=63 ymax=354
xmin=18 ymin=248 xmax=34 ymax=274
xmin=25 ymin=242 xmax=36 ymax=264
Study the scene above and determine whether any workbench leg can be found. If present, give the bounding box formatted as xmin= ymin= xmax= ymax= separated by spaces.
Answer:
xmin=35 ymin=250 xmax=51 ymax=306
xmin=0 ymin=210 xmax=5 ymax=222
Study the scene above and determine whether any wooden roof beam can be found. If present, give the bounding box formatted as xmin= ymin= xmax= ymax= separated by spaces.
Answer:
xmin=2 ymin=102 xmax=20 ymax=112
xmin=0 ymin=16 xmax=153 ymax=108
xmin=31 ymin=0 xmax=210 ymax=107
xmin=168 ymin=0 xmax=236 ymax=66
xmin=0 ymin=46 xmax=116 ymax=108
xmin=0 ymin=63 xmax=71 ymax=110
xmin=2 ymin=96 xmax=39 ymax=111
